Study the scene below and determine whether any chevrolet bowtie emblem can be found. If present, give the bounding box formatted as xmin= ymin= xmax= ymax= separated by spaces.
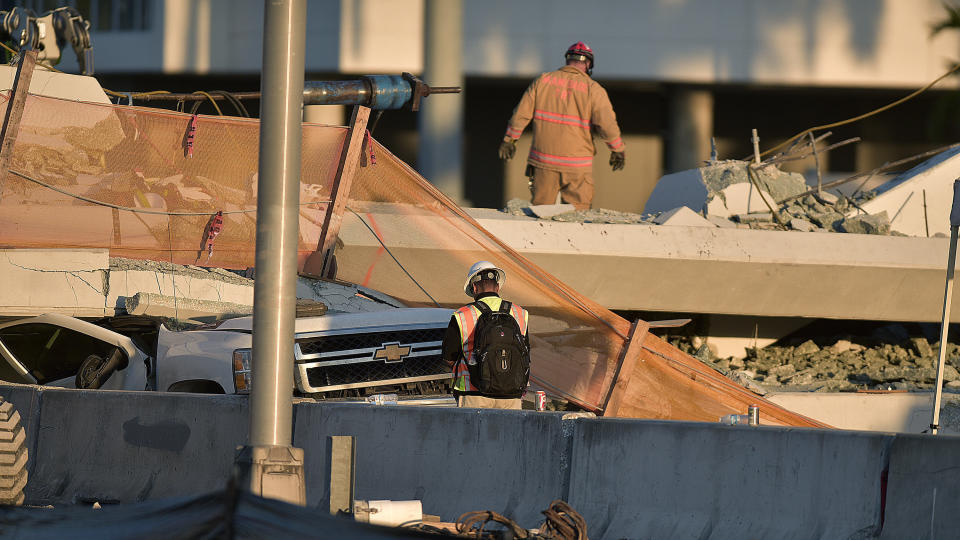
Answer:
xmin=374 ymin=343 xmax=411 ymax=363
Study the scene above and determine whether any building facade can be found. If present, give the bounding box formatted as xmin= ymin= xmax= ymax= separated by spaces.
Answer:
xmin=13 ymin=0 xmax=960 ymax=210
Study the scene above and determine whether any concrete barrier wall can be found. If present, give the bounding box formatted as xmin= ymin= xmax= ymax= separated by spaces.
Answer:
xmin=5 ymin=384 xmax=960 ymax=538
xmin=880 ymin=434 xmax=960 ymax=539
xmin=12 ymin=387 xmax=249 ymax=504
xmin=293 ymin=403 xmax=567 ymax=525
xmin=565 ymin=419 xmax=892 ymax=539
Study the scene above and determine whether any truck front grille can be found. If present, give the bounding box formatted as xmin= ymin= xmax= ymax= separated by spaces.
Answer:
xmin=295 ymin=327 xmax=449 ymax=393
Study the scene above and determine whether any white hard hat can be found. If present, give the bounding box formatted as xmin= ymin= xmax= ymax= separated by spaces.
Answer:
xmin=463 ymin=260 xmax=505 ymax=297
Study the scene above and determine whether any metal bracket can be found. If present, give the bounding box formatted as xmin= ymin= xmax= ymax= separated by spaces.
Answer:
xmin=329 ymin=435 xmax=356 ymax=515
xmin=0 ymin=49 xmax=36 ymax=203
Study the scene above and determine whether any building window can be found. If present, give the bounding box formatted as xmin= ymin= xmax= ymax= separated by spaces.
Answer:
xmin=1 ymin=0 xmax=152 ymax=32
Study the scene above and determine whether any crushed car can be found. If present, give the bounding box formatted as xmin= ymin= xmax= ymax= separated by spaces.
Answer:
xmin=0 ymin=307 xmax=455 ymax=399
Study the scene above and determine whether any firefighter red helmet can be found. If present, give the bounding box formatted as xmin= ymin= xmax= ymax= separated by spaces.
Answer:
xmin=565 ymin=41 xmax=594 ymax=73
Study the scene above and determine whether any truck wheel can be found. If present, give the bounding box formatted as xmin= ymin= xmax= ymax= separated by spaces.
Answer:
xmin=0 ymin=398 xmax=26 ymax=505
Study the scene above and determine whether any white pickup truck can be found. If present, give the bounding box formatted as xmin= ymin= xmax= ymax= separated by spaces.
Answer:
xmin=0 ymin=308 xmax=454 ymax=398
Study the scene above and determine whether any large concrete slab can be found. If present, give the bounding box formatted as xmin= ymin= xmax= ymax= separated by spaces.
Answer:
xmin=335 ymin=205 xmax=960 ymax=321
xmin=0 ymin=65 xmax=111 ymax=104
xmin=767 ymin=392 xmax=960 ymax=434
xmin=0 ymin=249 xmax=109 ymax=318
xmin=857 ymin=146 xmax=960 ymax=238
xmin=106 ymin=259 xmax=256 ymax=316
xmin=0 ymin=249 xmax=399 ymax=318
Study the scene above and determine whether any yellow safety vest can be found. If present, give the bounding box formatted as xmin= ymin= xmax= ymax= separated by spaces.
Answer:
xmin=452 ymin=296 xmax=529 ymax=392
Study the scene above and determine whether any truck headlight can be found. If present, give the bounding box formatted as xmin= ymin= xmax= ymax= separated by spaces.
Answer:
xmin=232 ymin=349 xmax=252 ymax=394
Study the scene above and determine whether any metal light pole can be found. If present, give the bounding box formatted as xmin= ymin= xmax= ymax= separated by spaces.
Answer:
xmin=931 ymin=179 xmax=960 ymax=435
xmin=234 ymin=0 xmax=307 ymax=504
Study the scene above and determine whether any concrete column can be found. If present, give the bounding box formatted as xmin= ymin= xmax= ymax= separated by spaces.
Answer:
xmin=303 ymin=105 xmax=345 ymax=126
xmin=667 ymin=87 xmax=713 ymax=173
xmin=418 ymin=0 xmax=466 ymax=204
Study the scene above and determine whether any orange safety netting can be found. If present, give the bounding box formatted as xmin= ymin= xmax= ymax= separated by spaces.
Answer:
xmin=0 ymin=93 xmax=825 ymax=426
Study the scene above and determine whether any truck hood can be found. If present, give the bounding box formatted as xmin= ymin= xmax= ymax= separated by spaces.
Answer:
xmin=212 ymin=307 xmax=454 ymax=333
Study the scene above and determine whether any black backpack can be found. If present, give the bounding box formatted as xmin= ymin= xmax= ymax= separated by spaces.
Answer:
xmin=467 ymin=300 xmax=530 ymax=397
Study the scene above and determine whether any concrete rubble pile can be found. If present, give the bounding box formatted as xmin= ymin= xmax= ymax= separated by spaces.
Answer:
xmin=671 ymin=325 xmax=960 ymax=394
xmin=503 ymin=198 xmax=657 ymax=225
xmin=504 ymin=159 xmax=899 ymax=235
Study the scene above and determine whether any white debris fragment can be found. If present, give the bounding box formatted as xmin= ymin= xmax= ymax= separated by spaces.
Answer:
xmin=527 ymin=203 xmax=576 ymax=219
xmin=653 ymin=206 xmax=717 ymax=228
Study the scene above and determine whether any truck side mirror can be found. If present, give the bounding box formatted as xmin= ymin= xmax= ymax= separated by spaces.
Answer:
xmin=75 ymin=348 xmax=128 ymax=390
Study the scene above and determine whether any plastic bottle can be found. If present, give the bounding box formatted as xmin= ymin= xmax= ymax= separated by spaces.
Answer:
xmin=718 ymin=414 xmax=750 ymax=425
xmin=365 ymin=393 xmax=399 ymax=405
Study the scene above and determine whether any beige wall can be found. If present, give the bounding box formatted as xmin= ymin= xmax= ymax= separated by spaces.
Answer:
xmin=467 ymin=0 xmax=960 ymax=88
xmin=77 ymin=0 xmax=960 ymax=90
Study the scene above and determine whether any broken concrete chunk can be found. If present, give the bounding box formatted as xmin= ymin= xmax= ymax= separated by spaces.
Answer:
xmin=295 ymin=298 xmax=329 ymax=317
xmin=910 ymin=337 xmax=934 ymax=359
xmin=704 ymin=162 xmax=807 ymax=204
xmin=527 ymin=203 xmax=576 ymax=219
xmin=838 ymin=211 xmax=891 ymax=235
xmin=644 ymin=160 xmax=807 ymax=218
xmin=749 ymin=222 xmax=783 ymax=231
xmin=652 ymin=206 xmax=716 ymax=228
xmin=794 ymin=340 xmax=819 ymax=355
xmin=503 ymin=198 xmax=532 ymax=216
xmin=807 ymin=200 xmax=828 ymax=214
xmin=789 ymin=218 xmax=816 ymax=232
xmin=944 ymin=365 xmax=960 ymax=382
xmin=808 ymin=211 xmax=844 ymax=230
xmin=727 ymin=370 xmax=767 ymax=395
xmin=829 ymin=340 xmax=864 ymax=354
xmin=735 ymin=212 xmax=773 ymax=223
xmin=767 ymin=364 xmax=796 ymax=380
xmin=125 ymin=292 xmax=253 ymax=322
xmin=814 ymin=191 xmax=839 ymax=205
xmin=706 ymin=215 xmax=737 ymax=228
xmin=705 ymin=182 xmax=775 ymax=218
xmin=785 ymin=204 xmax=807 ymax=218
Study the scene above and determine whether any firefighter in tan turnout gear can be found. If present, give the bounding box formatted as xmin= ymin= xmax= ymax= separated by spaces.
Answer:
xmin=499 ymin=41 xmax=625 ymax=210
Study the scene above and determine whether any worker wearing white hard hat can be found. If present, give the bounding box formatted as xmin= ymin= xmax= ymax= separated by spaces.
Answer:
xmin=462 ymin=260 xmax=506 ymax=297
xmin=442 ymin=261 xmax=531 ymax=409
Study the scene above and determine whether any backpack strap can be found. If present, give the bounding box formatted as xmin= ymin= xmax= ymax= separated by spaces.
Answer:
xmin=472 ymin=300 xmax=493 ymax=315
xmin=498 ymin=301 xmax=512 ymax=314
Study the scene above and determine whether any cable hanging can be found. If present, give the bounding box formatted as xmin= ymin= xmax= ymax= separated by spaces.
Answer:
xmin=346 ymin=206 xmax=441 ymax=308
xmin=760 ymin=62 xmax=960 ymax=159
xmin=7 ymin=169 xmax=330 ymax=215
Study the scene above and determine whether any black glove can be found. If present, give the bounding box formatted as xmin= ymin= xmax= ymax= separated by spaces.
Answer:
xmin=609 ymin=151 xmax=625 ymax=171
xmin=499 ymin=139 xmax=517 ymax=160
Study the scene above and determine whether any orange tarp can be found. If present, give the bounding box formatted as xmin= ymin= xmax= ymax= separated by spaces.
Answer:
xmin=0 ymin=93 xmax=825 ymax=427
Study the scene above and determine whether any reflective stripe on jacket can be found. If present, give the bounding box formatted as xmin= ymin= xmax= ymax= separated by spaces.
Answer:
xmin=504 ymin=65 xmax=624 ymax=173
xmin=452 ymin=296 xmax=529 ymax=392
